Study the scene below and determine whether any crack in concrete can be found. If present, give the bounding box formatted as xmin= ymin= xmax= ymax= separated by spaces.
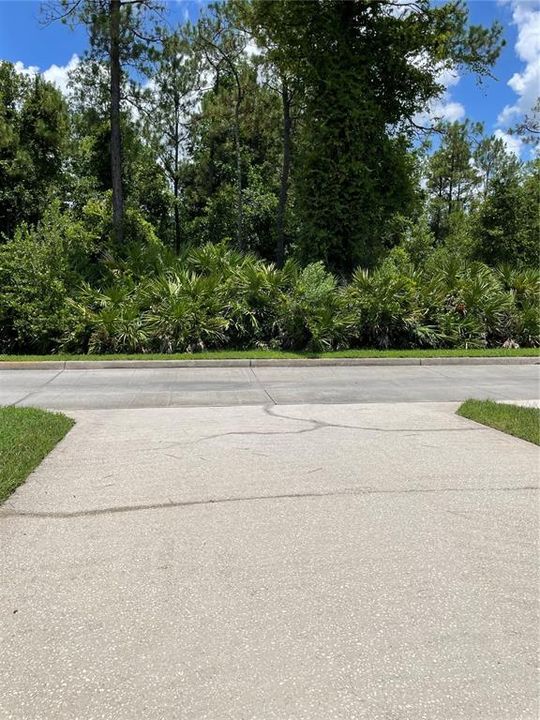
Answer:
xmin=191 ymin=404 xmax=486 ymax=442
xmin=2 ymin=485 xmax=537 ymax=520
xmin=122 ymin=406 xmax=486 ymax=453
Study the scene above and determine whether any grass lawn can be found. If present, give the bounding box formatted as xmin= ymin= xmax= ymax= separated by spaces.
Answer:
xmin=0 ymin=347 xmax=538 ymax=362
xmin=0 ymin=407 xmax=74 ymax=503
xmin=457 ymin=400 xmax=540 ymax=446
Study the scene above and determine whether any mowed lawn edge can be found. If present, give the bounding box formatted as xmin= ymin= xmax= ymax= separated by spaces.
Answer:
xmin=0 ymin=348 xmax=539 ymax=362
xmin=0 ymin=407 xmax=74 ymax=503
xmin=457 ymin=400 xmax=540 ymax=446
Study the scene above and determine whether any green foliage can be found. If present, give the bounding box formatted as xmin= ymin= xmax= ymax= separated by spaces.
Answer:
xmin=0 ymin=3 xmax=536 ymax=358
xmin=426 ymin=120 xmax=482 ymax=243
xmin=497 ymin=265 xmax=540 ymax=347
xmin=78 ymin=193 xmax=164 ymax=267
xmin=249 ymin=0 xmax=503 ymax=274
xmin=184 ymin=58 xmax=283 ymax=258
xmin=68 ymin=101 xmax=173 ymax=236
xmin=66 ymin=281 xmax=147 ymax=353
xmin=345 ymin=250 xmax=438 ymax=349
xmin=0 ymin=204 xmax=95 ymax=353
xmin=396 ymin=214 xmax=435 ymax=268
xmin=0 ymin=62 xmax=69 ymax=239
xmin=3 ymin=232 xmax=537 ymax=355
xmin=474 ymin=160 xmax=539 ymax=267
xmin=144 ymin=271 xmax=230 ymax=352
xmin=275 ymin=262 xmax=350 ymax=351
xmin=432 ymin=260 xmax=515 ymax=347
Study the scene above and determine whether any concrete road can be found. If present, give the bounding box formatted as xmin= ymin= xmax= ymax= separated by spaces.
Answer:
xmin=1 ymin=363 xmax=539 ymax=409
xmin=1 ymin=402 xmax=538 ymax=719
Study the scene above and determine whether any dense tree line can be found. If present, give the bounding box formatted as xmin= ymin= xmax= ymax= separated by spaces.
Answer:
xmin=0 ymin=0 xmax=538 ymax=353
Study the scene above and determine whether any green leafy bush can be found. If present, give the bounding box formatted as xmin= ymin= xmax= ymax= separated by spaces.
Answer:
xmin=344 ymin=250 xmax=439 ymax=349
xmin=2 ymin=225 xmax=538 ymax=354
xmin=0 ymin=205 xmax=95 ymax=353
xmin=274 ymin=261 xmax=350 ymax=351
xmin=66 ymin=281 xmax=147 ymax=354
xmin=143 ymin=271 xmax=229 ymax=352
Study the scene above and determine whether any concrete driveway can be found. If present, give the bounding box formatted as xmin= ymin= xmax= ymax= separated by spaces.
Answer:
xmin=1 ymin=400 xmax=538 ymax=719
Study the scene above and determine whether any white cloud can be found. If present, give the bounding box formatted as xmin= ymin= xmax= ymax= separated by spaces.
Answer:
xmin=412 ymin=62 xmax=465 ymax=126
xmin=430 ymin=98 xmax=466 ymax=123
xmin=494 ymin=128 xmax=523 ymax=156
xmin=13 ymin=61 xmax=39 ymax=78
xmin=496 ymin=0 xmax=540 ymax=130
xmin=244 ymin=38 xmax=260 ymax=58
xmin=385 ymin=0 xmax=418 ymax=19
xmin=437 ymin=66 xmax=460 ymax=89
xmin=413 ymin=95 xmax=465 ymax=126
xmin=42 ymin=54 xmax=80 ymax=95
xmin=12 ymin=55 xmax=80 ymax=96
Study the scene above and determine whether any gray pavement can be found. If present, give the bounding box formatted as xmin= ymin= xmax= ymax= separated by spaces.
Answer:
xmin=1 ymin=363 xmax=539 ymax=408
xmin=1 ymin=401 xmax=539 ymax=719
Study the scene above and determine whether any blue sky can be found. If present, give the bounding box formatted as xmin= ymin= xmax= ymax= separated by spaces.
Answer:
xmin=0 ymin=0 xmax=538 ymax=156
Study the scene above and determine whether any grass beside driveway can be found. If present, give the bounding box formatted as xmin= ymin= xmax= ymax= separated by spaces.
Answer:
xmin=0 ymin=407 xmax=74 ymax=502
xmin=0 ymin=348 xmax=538 ymax=362
xmin=457 ymin=400 xmax=540 ymax=446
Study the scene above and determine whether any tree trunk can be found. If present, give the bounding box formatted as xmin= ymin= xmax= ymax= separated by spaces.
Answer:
xmin=173 ymin=179 xmax=180 ymax=255
xmin=109 ymin=0 xmax=124 ymax=243
xmin=434 ymin=177 xmax=443 ymax=243
xmin=233 ymin=85 xmax=243 ymax=251
xmin=276 ymin=79 xmax=292 ymax=268
xmin=173 ymin=100 xmax=181 ymax=254
xmin=447 ymin=150 xmax=455 ymax=217
xmin=207 ymin=68 xmax=220 ymax=197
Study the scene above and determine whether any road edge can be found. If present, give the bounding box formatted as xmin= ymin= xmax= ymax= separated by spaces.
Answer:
xmin=0 ymin=356 xmax=538 ymax=370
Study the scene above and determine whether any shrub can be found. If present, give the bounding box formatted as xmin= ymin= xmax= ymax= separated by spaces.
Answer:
xmin=274 ymin=262 xmax=350 ymax=351
xmin=223 ymin=257 xmax=286 ymax=348
xmin=143 ymin=271 xmax=229 ymax=352
xmin=0 ymin=205 xmax=95 ymax=353
xmin=1 ymin=227 xmax=538 ymax=354
xmin=65 ymin=281 xmax=148 ymax=354
xmin=345 ymin=250 xmax=440 ymax=348
xmin=426 ymin=258 xmax=518 ymax=348
xmin=497 ymin=266 xmax=540 ymax=347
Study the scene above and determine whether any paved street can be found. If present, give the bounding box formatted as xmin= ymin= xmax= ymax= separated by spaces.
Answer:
xmin=1 ymin=396 xmax=538 ymax=719
xmin=1 ymin=362 xmax=539 ymax=408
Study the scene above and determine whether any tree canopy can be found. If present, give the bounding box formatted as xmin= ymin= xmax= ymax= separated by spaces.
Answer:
xmin=0 ymin=0 xmax=537 ymax=354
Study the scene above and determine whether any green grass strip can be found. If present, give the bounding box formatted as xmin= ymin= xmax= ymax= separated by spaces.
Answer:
xmin=0 ymin=407 xmax=74 ymax=502
xmin=457 ymin=399 xmax=540 ymax=446
xmin=0 ymin=347 xmax=538 ymax=362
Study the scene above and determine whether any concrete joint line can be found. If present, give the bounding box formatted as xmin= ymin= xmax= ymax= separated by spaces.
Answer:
xmin=11 ymin=367 xmax=65 ymax=406
xmin=249 ymin=367 xmax=277 ymax=405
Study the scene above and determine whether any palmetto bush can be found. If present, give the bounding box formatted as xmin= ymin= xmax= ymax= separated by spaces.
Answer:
xmin=54 ymin=247 xmax=540 ymax=354
xmin=425 ymin=259 xmax=514 ymax=348
xmin=274 ymin=262 xmax=352 ymax=351
xmin=66 ymin=282 xmax=149 ymax=353
xmin=496 ymin=265 xmax=540 ymax=346
xmin=143 ymin=271 xmax=230 ymax=352
xmin=2 ymin=235 xmax=538 ymax=354
xmin=223 ymin=258 xmax=289 ymax=348
xmin=425 ymin=258 xmax=536 ymax=348
xmin=344 ymin=251 xmax=440 ymax=349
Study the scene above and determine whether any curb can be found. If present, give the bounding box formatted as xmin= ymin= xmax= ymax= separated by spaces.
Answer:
xmin=0 ymin=357 xmax=538 ymax=370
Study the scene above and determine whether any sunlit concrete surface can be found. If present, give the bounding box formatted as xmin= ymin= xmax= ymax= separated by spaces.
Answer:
xmin=0 ymin=363 xmax=539 ymax=409
xmin=1 ymin=401 xmax=538 ymax=719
